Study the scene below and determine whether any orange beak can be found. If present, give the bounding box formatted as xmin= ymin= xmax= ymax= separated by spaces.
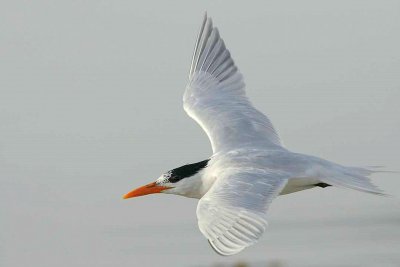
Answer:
xmin=123 ymin=182 xmax=171 ymax=199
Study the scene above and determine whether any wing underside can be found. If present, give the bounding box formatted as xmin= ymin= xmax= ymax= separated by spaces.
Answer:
xmin=197 ymin=169 xmax=288 ymax=255
xmin=184 ymin=14 xmax=282 ymax=153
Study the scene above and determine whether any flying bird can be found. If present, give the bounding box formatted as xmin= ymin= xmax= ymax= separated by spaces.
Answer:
xmin=123 ymin=14 xmax=384 ymax=256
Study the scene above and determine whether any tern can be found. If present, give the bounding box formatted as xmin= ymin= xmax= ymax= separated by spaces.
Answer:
xmin=123 ymin=14 xmax=384 ymax=255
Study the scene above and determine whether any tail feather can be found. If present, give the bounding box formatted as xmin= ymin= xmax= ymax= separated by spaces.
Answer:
xmin=320 ymin=166 xmax=386 ymax=196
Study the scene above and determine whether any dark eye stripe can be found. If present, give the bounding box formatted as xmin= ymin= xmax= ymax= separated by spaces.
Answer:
xmin=169 ymin=159 xmax=210 ymax=183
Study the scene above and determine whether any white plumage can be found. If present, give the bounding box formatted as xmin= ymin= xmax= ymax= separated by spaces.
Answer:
xmin=185 ymin=15 xmax=281 ymax=153
xmin=124 ymin=13 xmax=384 ymax=256
xmin=184 ymin=13 xmax=384 ymax=255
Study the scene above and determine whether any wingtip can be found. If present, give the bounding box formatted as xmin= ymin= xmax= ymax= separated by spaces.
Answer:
xmin=202 ymin=11 xmax=208 ymax=25
xmin=203 ymin=11 xmax=213 ymax=26
xmin=375 ymin=190 xmax=391 ymax=197
xmin=202 ymin=12 xmax=212 ymax=29
xmin=208 ymin=239 xmax=244 ymax=256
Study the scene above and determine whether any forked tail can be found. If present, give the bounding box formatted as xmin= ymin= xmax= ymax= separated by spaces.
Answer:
xmin=319 ymin=165 xmax=388 ymax=195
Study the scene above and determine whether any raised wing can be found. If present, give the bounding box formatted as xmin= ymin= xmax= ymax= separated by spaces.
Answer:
xmin=197 ymin=168 xmax=288 ymax=255
xmin=184 ymin=14 xmax=282 ymax=153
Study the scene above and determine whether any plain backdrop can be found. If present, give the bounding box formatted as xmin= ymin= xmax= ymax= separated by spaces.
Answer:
xmin=1 ymin=1 xmax=399 ymax=266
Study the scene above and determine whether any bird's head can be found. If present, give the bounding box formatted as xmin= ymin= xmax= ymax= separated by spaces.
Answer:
xmin=123 ymin=159 xmax=210 ymax=199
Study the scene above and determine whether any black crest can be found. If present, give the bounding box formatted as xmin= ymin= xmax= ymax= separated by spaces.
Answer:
xmin=168 ymin=159 xmax=210 ymax=183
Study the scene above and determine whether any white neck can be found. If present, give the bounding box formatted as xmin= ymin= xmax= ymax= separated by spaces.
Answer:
xmin=164 ymin=169 xmax=213 ymax=199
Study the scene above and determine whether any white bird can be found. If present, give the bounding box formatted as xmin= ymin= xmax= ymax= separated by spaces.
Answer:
xmin=123 ymin=14 xmax=384 ymax=256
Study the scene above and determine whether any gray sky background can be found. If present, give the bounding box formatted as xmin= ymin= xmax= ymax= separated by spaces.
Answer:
xmin=1 ymin=1 xmax=400 ymax=266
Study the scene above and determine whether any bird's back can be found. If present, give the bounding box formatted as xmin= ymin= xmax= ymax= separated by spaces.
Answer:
xmin=206 ymin=148 xmax=383 ymax=196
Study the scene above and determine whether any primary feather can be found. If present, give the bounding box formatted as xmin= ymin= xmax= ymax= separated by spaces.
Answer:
xmin=181 ymin=14 xmax=384 ymax=255
xmin=184 ymin=14 xmax=282 ymax=153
